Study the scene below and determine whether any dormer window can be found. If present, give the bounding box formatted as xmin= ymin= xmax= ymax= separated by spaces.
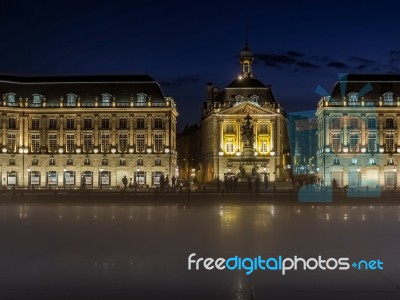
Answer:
xmin=235 ymin=95 xmax=243 ymax=103
xmin=5 ymin=93 xmax=16 ymax=105
xmin=66 ymin=93 xmax=77 ymax=106
xmin=348 ymin=93 xmax=358 ymax=106
xmin=101 ymin=93 xmax=111 ymax=106
xmin=137 ymin=93 xmax=147 ymax=106
xmin=250 ymin=95 xmax=259 ymax=103
xmin=32 ymin=94 xmax=42 ymax=106
xmin=384 ymin=92 xmax=394 ymax=106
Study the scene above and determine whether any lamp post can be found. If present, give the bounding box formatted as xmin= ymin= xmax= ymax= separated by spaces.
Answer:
xmin=357 ymin=166 xmax=361 ymax=189
xmin=63 ymin=168 xmax=66 ymax=189
xmin=20 ymin=147 xmax=29 ymax=188
xmin=218 ymin=150 xmax=223 ymax=181
xmin=394 ymin=166 xmax=397 ymax=190
xmin=136 ymin=167 xmax=139 ymax=187
xmin=27 ymin=167 xmax=30 ymax=189
xmin=100 ymin=167 xmax=103 ymax=190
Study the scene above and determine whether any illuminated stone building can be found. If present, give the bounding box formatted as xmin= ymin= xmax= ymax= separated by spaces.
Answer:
xmin=0 ymin=75 xmax=178 ymax=188
xmin=316 ymin=74 xmax=400 ymax=189
xmin=200 ymin=45 xmax=290 ymax=183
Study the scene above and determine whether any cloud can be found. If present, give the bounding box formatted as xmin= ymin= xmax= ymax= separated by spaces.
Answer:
xmin=160 ymin=75 xmax=201 ymax=87
xmin=326 ymin=61 xmax=349 ymax=69
xmin=296 ymin=61 xmax=320 ymax=69
xmin=287 ymin=50 xmax=304 ymax=58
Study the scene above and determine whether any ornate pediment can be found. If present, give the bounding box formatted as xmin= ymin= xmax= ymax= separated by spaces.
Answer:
xmin=220 ymin=102 xmax=277 ymax=116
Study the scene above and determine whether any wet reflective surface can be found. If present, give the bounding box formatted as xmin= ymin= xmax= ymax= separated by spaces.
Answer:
xmin=0 ymin=204 xmax=400 ymax=299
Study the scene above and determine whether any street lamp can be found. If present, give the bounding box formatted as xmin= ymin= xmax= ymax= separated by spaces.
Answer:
xmin=63 ymin=168 xmax=66 ymax=189
xmin=27 ymin=167 xmax=30 ymax=189
xmin=100 ymin=167 xmax=103 ymax=190
xmin=218 ymin=150 xmax=223 ymax=180
xmin=357 ymin=166 xmax=361 ymax=188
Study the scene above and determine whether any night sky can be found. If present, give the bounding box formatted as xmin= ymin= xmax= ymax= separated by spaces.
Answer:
xmin=2 ymin=1 xmax=400 ymax=130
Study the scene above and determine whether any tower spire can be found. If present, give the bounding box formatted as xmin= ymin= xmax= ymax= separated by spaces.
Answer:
xmin=239 ymin=19 xmax=253 ymax=79
xmin=245 ymin=17 xmax=248 ymax=48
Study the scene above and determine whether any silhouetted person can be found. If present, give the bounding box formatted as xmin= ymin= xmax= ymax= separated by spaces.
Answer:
xmin=122 ymin=175 xmax=128 ymax=190
xmin=332 ymin=178 xmax=337 ymax=189
xmin=171 ymin=175 xmax=176 ymax=189
xmin=160 ymin=174 xmax=165 ymax=191
xmin=81 ymin=175 xmax=86 ymax=190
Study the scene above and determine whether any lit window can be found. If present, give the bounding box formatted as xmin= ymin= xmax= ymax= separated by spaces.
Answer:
xmin=101 ymin=133 xmax=110 ymax=153
xmin=385 ymin=133 xmax=394 ymax=152
xmin=119 ymin=134 xmax=128 ymax=152
xmin=31 ymin=134 xmax=40 ymax=153
xmin=101 ymin=93 xmax=111 ymax=106
xmin=387 ymin=157 xmax=394 ymax=165
xmin=384 ymin=93 xmax=394 ymax=105
xmin=66 ymin=93 xmax=77 ymax=106
xmin=7 ymin=133 xmax=16 ymax=152
xmin=137 ymin=93 xmax=147 ymax=106
xmin=66 ymin=134 xmax=75 ymax=153
xmin=226 ymin=138 xmax=234 ymax=154
xmin=32 ymin=94 xmax=42 ymax=105
xmin=331 ymin=133 xmax=341 ymax=152
xmin=48 ymin=134 xmax=58 ymax=152
xmin=349 ymin=134 xmax=359 ymax=152
xmin=369 ymin=157 xmax=376 ymax=165
xmin=348 ymin=93 xmax=358 ymax=105
xmin=6 ymin=93 xmax=16 ymax=105
xmin=351 ymin=157 xmax=358 ymax=165
xmin=260 ymin=139 xmax=268 ymax=153
xmin=154 ymin=134 xmax=163 ymax=152
xmin=136 ymin=134 xmax=145 ymax=152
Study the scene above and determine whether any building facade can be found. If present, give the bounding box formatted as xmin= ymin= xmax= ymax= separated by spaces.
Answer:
xmin=0 ymin=75 xmax=178 ymax=188
xmin=316 ymin=74 xmax=400 ymax=189
xmin=200 ymin=45 xmax=290 ymax=183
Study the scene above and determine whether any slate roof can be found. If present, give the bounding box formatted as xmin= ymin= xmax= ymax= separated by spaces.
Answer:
xmin=0 ymin=74 xmax=166 ymax=103
xmin=331 ymin=74 xmax=400 ymax=101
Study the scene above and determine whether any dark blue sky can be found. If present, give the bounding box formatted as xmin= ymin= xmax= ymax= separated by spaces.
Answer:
xmin=2 ymin=1 xmax=400 ymax=129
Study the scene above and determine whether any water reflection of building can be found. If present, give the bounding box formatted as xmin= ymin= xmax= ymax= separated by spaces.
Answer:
xmin=199 ymin=44 xmax=290 ymax=183
xmin=176 ymin=124 xmax=201 ymax=181
xmin=317 ymin=74 xmax=400 ymax=188
xmin=0 ymin=75 xmax=178 ymax=188
xmin=287 ymin=112 xmax=318 ymax=176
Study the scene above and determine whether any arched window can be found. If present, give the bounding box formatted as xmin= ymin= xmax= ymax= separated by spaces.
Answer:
xmin=137 ymin=158 xmax=143 ymax=166
xmin=348 ymin=93 xmax=358 ymax=106
xmin=66 ymin=93 xmax=77 ymax=106
xmin=383 ymin=92 xmax=394 ymax=106
xmin=136 ymin=93 xmax=147 ymax=106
